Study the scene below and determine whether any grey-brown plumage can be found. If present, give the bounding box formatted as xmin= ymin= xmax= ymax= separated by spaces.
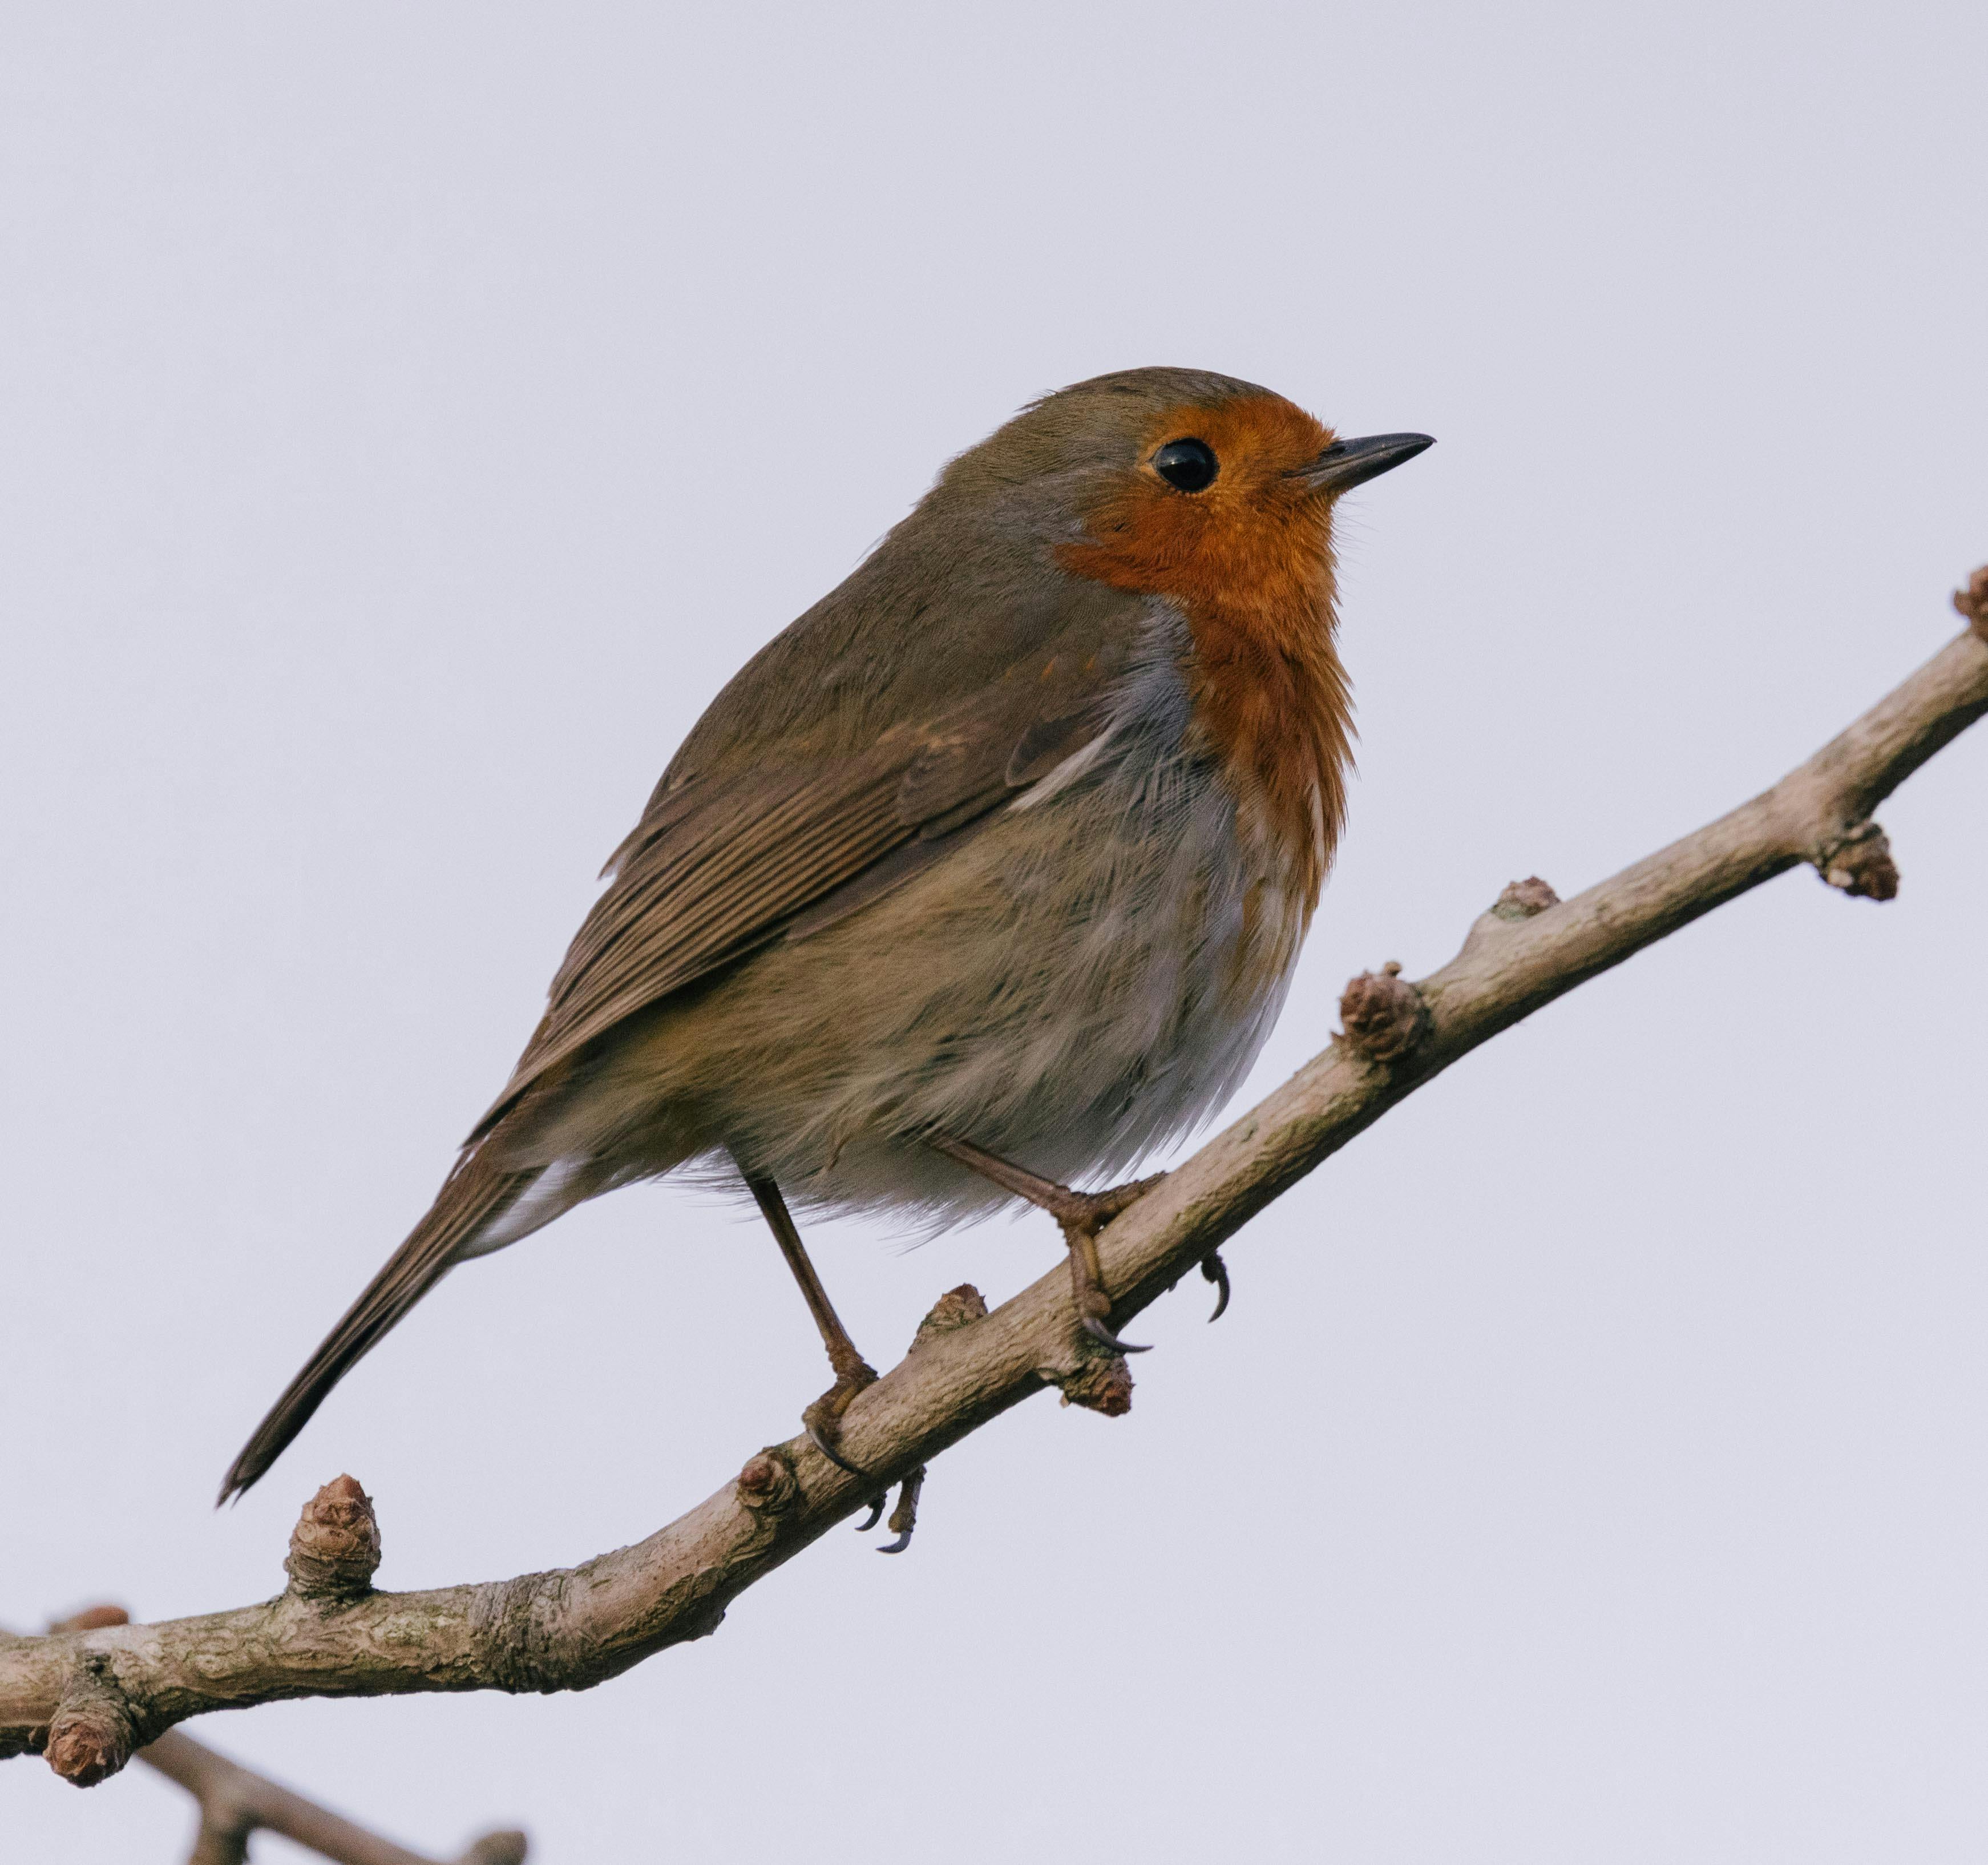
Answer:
xmin=221 ymin=367 xmax=1432 ymax=1501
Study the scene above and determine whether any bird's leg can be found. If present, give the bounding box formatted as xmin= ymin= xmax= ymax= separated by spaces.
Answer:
xmin=740 ymin=1165 xmax=879 ymax=1478
xmin=930 ymin=1135 xmax=1164 ymax=1355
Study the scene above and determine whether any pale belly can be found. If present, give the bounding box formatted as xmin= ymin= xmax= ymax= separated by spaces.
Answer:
xmin=533 ymin=730 xmax=1315 ymax=1229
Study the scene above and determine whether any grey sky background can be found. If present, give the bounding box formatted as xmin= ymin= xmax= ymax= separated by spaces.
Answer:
xmin=5 ymin=5 xmax=1985 ymax=1860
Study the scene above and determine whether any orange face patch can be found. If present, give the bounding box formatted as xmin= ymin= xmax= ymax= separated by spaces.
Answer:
xmin=1056 ymin=394 xmax=1355 ymax=915
xmin=1055 ymin=395 xmax=1337 ymax=609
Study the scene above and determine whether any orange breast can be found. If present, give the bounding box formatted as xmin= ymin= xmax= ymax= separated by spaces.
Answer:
xmin=1055 ymin=394 xmax=1353 ymax=915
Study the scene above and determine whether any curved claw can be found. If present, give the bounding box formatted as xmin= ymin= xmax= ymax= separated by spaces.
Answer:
xmin=876 ymin=1528 xmax=915 ymax=1555
xmin=1201 ymin=1252 xmax=1231 ymax=1323
xmin=1081 ymin=1314 xmax=1153 ymax=1355
xmin=806 ymin=1418 xmax=868 ymax=1477
xmin=854 ymin=1495 xmax=887 ymax=1532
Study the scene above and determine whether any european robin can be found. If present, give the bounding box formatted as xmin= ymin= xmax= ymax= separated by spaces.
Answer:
xmin=221 ymin=368 xmax=1431 ymax=1505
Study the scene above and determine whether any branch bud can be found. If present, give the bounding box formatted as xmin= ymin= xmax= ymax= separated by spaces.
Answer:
xmin=911 ymin=1283 xmax=988 ymax=1352
xmin=1816 ymin=823 xmax=1900 ymax=902
xmin=736 ymin=1448 xmax=801 ymax=1516
xmin=50 ymin=1605 xmax=130 ymax=1634
xmin=1493 ymin=876 xmax=1560 ymax=919
xmin=1954 ymin=565 xmax=1988 ymax=641
xmin=1055 ymin=1354 xmax=1134 ymax=1415
xmin=285 ymin=1475 xmax=382 ymax=1601
xmin=44 ymin=1652 xmax=138 ymax=1788
xmin=1338 ymin=962 xmax=1429 ymax=1063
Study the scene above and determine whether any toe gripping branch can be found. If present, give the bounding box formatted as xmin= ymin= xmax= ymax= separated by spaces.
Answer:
xmin=1037 ymin=1176 xmax=1167 ymax=1357
xmin=1201 ymin=1252 xmax=1231 ymax=1322
xmin=839 ymin=1284 xmax=990 ymax=1553
xmin=926 ymin=1135 xmax=1165 ymax=1355
xmin=850 ymin=1467 xmax=925 ymax=1552
xmin=802 ymin=1352 xmax=879 ymax=1479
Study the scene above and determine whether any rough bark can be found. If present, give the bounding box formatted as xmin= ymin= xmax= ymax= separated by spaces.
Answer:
xmin=6 ymin=582 xmax=1985 ymax=1785
xmin=14 ymin=1610 xmax=526 ymax=1863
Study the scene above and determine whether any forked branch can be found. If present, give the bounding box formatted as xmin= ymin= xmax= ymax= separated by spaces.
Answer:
xmin=144 ymin=1723 xmax=526 ymax=1865
xmin=6 ymin=574 xmax=1985 ymax=1783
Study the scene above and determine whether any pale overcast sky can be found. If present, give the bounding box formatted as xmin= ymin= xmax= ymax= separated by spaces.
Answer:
xmin=5 ymin=5 xmax=1985 ymax=1861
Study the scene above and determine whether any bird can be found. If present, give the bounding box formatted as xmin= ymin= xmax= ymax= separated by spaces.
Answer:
xmin=220 ymin=366 xmax=1431 ymax=1511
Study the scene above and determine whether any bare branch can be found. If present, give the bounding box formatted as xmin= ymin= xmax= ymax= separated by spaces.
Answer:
xmin=143 ymin=1726 xmax=526 ymax=1865
xmin=6 ymin=587 xmax=1984 ymax=1782
xmin=16 ymin=1609 xmax=526 ymax=1863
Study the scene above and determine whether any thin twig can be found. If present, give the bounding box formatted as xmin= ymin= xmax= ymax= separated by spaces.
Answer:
xmin=5 ymin=580 xmax=1983 ymax=1783
xmin=142 ymin=1726 xmax=526 ymax=1865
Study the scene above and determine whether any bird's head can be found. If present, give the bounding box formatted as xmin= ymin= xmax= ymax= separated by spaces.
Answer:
xmin=934 ymin=367 xmax=1431 ymax=614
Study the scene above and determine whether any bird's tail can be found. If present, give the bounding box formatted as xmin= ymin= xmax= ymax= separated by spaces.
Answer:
xmin=217 ymin=1145 xmax=541 ymax=1504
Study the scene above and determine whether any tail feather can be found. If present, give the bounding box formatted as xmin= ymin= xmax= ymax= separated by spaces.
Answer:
xmin=218 ymin=1147 xmax=538 ymax=1504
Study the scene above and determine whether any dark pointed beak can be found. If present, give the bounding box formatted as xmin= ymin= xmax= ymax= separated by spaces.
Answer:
xmin=1288 ymin=431 xmax=1435 ymax=494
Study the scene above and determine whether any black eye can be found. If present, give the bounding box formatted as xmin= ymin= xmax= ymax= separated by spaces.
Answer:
xmin=1152 ymin=438 xmax=1218 ymax=493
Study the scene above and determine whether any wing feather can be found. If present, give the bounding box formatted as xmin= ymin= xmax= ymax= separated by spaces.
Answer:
xmin=467 ymin=616 xmax=1150 ymax=1140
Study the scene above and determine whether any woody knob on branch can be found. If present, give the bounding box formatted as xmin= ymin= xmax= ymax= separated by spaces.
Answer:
xmin=285 ymin=1475 xmax=382 ymax=1602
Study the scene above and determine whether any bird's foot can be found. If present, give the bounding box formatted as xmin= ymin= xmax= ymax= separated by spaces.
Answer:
xmin=1201 ymin=1250 xmax=1231 ymax=1322
xmin=802 ymin=1358 xmax=879 ymax=1476
xmin=1044 ymin=1178 xmax=1165 ymax=1355
xmin=852 ymin=1463 xmax=927 ymax=1550
xmin=928 ymin=1137 xmax=1165 ymax=1355
xmin=875 ymin=1465 xmax=927 ymax=1554
xmin=1037 ymin=1176 xmax=1161 ymax=1236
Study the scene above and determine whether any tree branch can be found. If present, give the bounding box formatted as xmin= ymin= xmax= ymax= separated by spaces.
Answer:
xmin=144 ymin=1725 xmax=526 ymax=1865
xmin=17 ymin=1609 xmax=526 ymax=1863
xmin=7 ymin=578 xmax=1985 ymax=1783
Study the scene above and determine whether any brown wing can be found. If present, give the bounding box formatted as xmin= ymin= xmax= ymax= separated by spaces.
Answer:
xmin=218 ymin=637 xmax=1124 ymax=1503
xmin=466 ymin=627 xmax=1136 ymax=1143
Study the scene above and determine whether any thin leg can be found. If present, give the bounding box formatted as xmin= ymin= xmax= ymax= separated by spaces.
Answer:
xmin=931 ymin=1135 xmax=1163 ymax=1355
xmin=740 ymin=1161 xmax=878 ymax=1475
